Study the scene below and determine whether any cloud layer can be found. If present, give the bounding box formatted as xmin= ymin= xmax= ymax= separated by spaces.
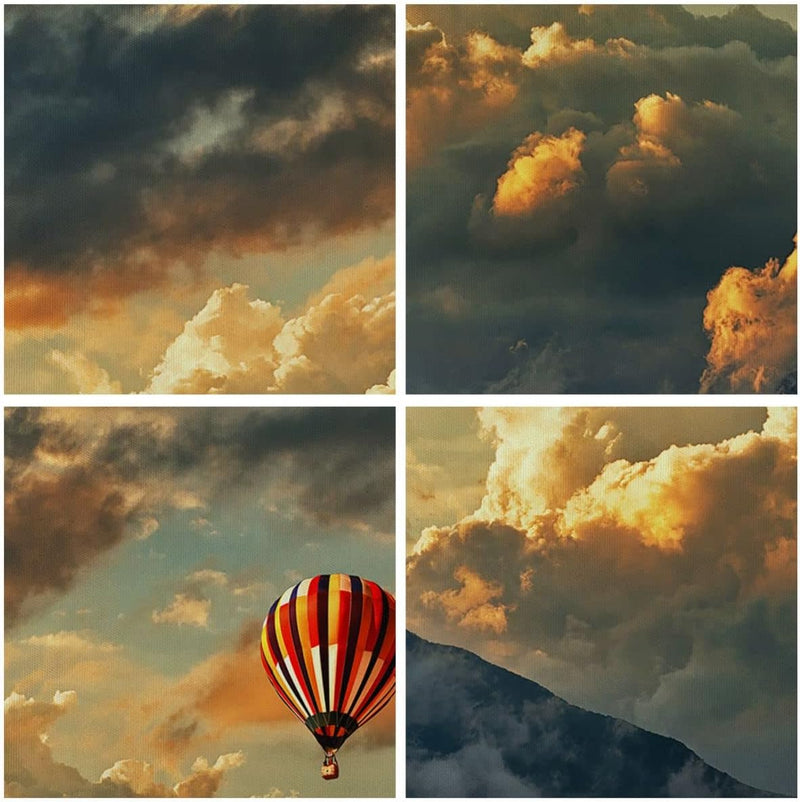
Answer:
xmin=406 ymin=5 xmax=796 ymax=392
xmin=6 ymin=5 xmax=393 ymax=319
xmin=5 ymin=407 xmax=394 ymax=626
xmin=407 ymin=407 xmax=796 ymax=794
xmin=5 ymin=689 xmax=245 ymax=797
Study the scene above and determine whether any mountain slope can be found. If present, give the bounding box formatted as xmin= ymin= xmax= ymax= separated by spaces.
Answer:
xmin=407 ymin=632 xmax=775 ymax=797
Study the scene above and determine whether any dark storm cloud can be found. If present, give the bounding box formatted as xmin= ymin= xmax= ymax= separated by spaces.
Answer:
xmin=406 ymin=5 xmax=796 ymax=392
xmin=407 ymin=4 xmax=797 ymax=58
xmin=5 ymin=408 xmax=394 ymax=625
xmin=5 ymin=4 xmax=394 ymax=315
xmin=95 ymin=407 xmax=395 ymax=526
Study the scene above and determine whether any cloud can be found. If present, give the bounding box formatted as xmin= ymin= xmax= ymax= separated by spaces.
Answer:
xmin=171 ymin=753 xmax=245 ymax=798
xmin=146 ymin=258 xmax=395 ymax=394
xmin=187 ymin=570 xmax=228 ymax=588
xmin=700 ymin=240 xmax=797 ymax=393
xmin=5 ymin=460 xmax=150 ymax=627
xmin=5 ymin=690 xmax=92 ymax=797
xmin=521 ymin=21 xmax=600 ymax=66
xmin=5 ymin=407 xmax=394 ymax=625
xmin=366 ymin=368 xmax=397 ymax=395
xmin=22 ymin=631 xmax=121 ymax=654
xmin=4 ymin=687 xmax=245 ymax=797
xmin=408 ymin=407 xmax=796 ymax=794
xmin=492 ymin=128 xmax=586 ymax=216
xmin=49 ymin=350 xmax=123 ymax=394
xmin=270 ymin=291 xmax=395 ymax=395
xmin=406 ymin=22 xmax=522 ymax=167
xmin=152 ymin=594 xmax=211 ymax=628
xmin=421 ymin=566 xmax=511 ymax=634
xmin=6 ymin=5 xmax=394 ymax=325
xmin=406 ymin=6 xmax=796 ymax=392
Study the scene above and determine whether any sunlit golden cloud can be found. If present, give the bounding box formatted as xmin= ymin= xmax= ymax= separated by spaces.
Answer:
xmin=701 ymin=240 xmax=797 ymax=393
xmin=493 ymin=128 xmax=586 ymax=216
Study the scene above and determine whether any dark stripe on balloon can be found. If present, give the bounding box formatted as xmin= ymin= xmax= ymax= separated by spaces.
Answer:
xmin=317 ymin=574 xmax=330 ymax=711
xmin=288 ymin=582 xmax=320 ymax=715
xmin=337 ymin=574 xmax=363 ymax=711
xmin=267 ymin=601 xmax=311 ymax=719
xmin=346 ymin=584 xmax=390 ymax=717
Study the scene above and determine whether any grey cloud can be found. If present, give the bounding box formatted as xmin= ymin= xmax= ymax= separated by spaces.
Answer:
xmin=6 ymin=5 xmax=394 ymax=291
xmin=5 ymin=408 xmax=394 ymax=626
xmin=406 ymin=6 xmax=795 ymax=392
xmin=407 ymin=5 xmax=796 ymax=59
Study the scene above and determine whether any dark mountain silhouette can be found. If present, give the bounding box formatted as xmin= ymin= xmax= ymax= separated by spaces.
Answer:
xmin=407 ymin=632 xmax=777 ymax=797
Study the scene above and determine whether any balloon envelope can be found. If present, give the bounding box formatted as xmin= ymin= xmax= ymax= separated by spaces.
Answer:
xmin=260 ymin=574 xmax=395 ymax=754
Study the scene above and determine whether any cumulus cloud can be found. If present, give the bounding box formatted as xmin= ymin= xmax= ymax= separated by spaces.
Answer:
xmin=366 ymin=368 xmax=397 ymax=395
xmin=700 ymin=240 xmax=797 ymax=393
xmin=421 ymin=566 xmax=512 ymax=634
xmin=5 ymin=690 xmax=91 ymax=797
xmin=146 ymin=257 xmax=395 ymax=394
xmin=408 ymin=407 xmax=796 ymax=794
xmin=5 ymin=407 xmax=394 ymax=625
xmin=5 ymin=688 xmax=245 ymax=798
xmin=171 ymin=753 xmax=245 ymax=798
xmin=145 ymin=285 xmax=285 ymax=394
xmin=521 ymin=21 xmax=600 ymax=66
xmin=492 ymin=128 xmax=586 ymax=216
xmin=406 ymin=22 xmax=522 ymax=166
xmin=152 ymin=594 xmax=211 ymax=628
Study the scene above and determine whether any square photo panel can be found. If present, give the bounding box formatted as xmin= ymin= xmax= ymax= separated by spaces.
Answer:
xmin=406 ymin=5 xmax=796 ymax=393
xmin=6 ymin=6 xmax=395 ymax=394
xmin=407 ymin=406 xmax=796 ymax=796
xmin=5 ymin=407 xmax=396 ymax=796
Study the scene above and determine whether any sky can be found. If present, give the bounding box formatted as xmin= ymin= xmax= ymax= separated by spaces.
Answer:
xmin=406 ymin=4 xmax=797 ymax=393
xmin=5 ymin=407 xmax=395 ymax=797
xmin=5 ymin=5 xmax=395 ymax=394
xmin=407 ymin=406 xmax=797 ymax=795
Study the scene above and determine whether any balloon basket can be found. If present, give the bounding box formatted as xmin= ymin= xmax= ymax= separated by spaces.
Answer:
xmin=321 ymin=753 xmax=339 ymax=780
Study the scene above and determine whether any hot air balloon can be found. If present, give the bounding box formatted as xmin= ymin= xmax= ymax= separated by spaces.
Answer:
xmin=260 ymin=574 xmax=395 ymax=780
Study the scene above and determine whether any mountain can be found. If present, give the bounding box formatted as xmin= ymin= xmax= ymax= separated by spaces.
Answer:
xmin=407 ymin=632 xmax=776 ymax=797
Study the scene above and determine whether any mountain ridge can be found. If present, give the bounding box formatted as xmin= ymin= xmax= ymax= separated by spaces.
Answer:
xmin=407 ymin=631 xmax=779 ymax=797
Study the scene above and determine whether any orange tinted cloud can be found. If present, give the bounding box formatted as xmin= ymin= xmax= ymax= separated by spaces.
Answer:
xmin=5 ymin=263 xmax=171 ymax=331
xmin=4 ymin=688 xmax=245 ymax=797
xmin=406 ymin=22 xmax=521 ymax=167
xmin=151 ymin=619 xmax=394 ymax=757
xmin=521 ymin=22 xmax=598 ymax=66
xmin=701 ymin=241 xmax=797 ymax=393
xmin=493 ymin=128 xmax=586 ymax=216
xmin=5 ymin=269 xmax=84 ymax=330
